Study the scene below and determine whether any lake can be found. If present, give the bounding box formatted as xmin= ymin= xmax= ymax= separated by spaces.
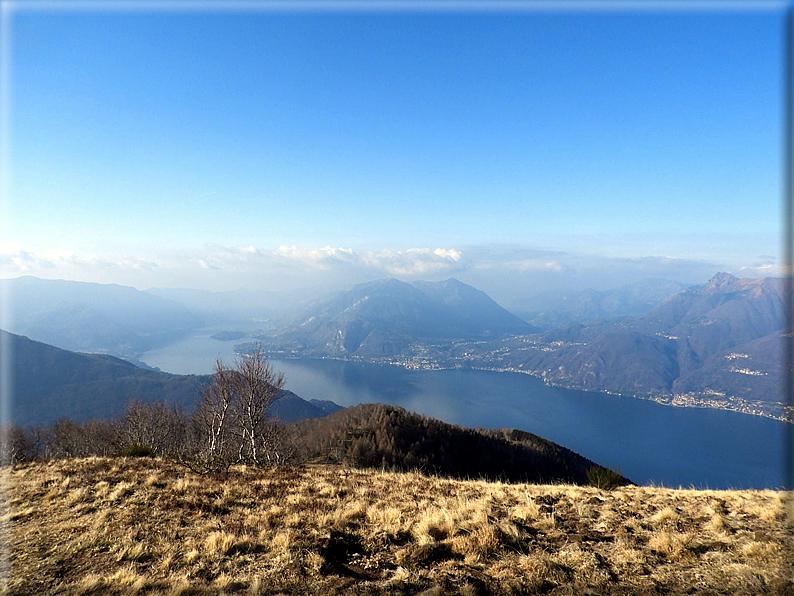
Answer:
xmin=142 ymin=330 xmax=789 ymax=489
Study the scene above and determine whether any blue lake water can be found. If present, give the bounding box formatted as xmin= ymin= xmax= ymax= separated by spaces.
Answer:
xmin=142 ymin=331 xmax=789 ymax=489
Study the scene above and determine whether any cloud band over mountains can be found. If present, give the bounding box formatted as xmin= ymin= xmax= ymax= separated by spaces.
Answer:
xmin=0 ymin=242 xmax=779 ymax=304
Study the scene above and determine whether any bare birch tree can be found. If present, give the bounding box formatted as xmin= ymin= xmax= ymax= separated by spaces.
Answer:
xmin=195 ymin=357 xmax=237 ymax=471
xmin=232 ymin=348 xmax=285 ymax=466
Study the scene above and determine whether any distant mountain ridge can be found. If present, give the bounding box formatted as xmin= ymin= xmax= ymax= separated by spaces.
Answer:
xmin=4 ymin=330 xmax=338 ymax=427
xmin=145 ymin=285 xmax=328 ymax=328
xmin=270 ymin=278 xmax=537 ymax=357
xmin=508 ymin=273 xmax=786 ymax=407
xmin=1 ymin=276 xmax=203 ymax=357
xmin=512 ymin=278 xmax=692 ymax=329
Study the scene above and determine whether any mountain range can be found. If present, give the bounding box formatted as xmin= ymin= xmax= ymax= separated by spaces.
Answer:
xmin=502 ymin=273 xmax=785 ymax=407
xmin=4 ymin=272 xmax=786 ymax=420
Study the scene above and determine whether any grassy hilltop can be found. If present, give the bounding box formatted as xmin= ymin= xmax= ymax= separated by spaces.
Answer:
xmin=3 ymin=457 xmax=792 ymax=595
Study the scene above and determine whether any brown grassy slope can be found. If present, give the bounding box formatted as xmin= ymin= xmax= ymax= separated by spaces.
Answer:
xmin=2 ymin=457 xmax=792 ymax=595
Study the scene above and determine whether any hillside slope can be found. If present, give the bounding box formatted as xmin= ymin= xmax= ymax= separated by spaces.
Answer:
xmin=4 ymin=330 xmax=335 ymax=426
xmin=289 ymin=403 xmax=626 ymax=486
xmin=508 ymin=273 xmax=787 ymax=406
xmin=1 ymin=276 xmax=203 ymax=356
xmin=5 ymin=457 xmax=789 ymax=595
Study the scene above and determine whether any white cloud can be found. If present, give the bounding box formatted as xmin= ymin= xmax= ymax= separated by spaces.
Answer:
xmin=512 ymin=260 xmax=564 ymax=272
xmin=465 ymin=246 xmax=567 ymax=274
xmin=0 ymin=245 xmax=160 ymax=278
xmin=433 ymin=248 xmax=462 ymax=261
xmin=0 ymin=242 xmax=750 ymax=299
xmin=737 ymin=261 xmax=783 ymax=277
xmin=253 ymin=245 xmax=466 ymax=277
xmin=360 ymin=247 xmax=466 ymax=276
xmin=197 ymin=259 xmax=220 ymax=270
xmin=274 ymin=245 xmax=359 ymax=268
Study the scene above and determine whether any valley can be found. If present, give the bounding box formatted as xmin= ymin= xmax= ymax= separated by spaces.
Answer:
xmin=5 ymin=272 xmax=791 ymax=488
xmin=9 ymin=12 xmax=788 ymax=595
xmin=235 ymin=272 xmax=789 ymax=422
xmin=13 ymin=273 xmax=785 ymax=423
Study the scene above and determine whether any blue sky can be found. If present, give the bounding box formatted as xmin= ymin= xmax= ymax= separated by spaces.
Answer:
xmin=1 ymin=4 xmax=786 ymax=296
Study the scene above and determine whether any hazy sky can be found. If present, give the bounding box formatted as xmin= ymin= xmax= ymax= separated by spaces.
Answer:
xmin=1 ymin=3 xmax=785 ymax=299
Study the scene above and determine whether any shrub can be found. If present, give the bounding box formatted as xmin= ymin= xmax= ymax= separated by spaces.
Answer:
xmin=587 ymin=466 xmax=623 ymax=490
xmin=120 ymin=444 xmax=154 ymax=458
xmin=117 ymin=401 xmax=187 ymax=458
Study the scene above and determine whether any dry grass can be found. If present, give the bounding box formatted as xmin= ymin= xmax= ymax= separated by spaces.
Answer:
xmin=1 ymin=457 xmax=792 ymax=595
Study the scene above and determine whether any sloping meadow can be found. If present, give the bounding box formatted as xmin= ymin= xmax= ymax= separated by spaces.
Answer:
xmin=2 ymin=457 xmax=791 ymax=595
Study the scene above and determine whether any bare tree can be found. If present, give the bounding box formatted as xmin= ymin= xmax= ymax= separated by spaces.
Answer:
xmin=82 ymin=418 xmax=120 ymax=456
xmin=188 ymin=349 xmax=287 ymax=472
xmin=117 ymin=400 xmax=179 ymax=457
xmin=48 ymin=418 xmax=94 ymax=458
xmin=193 ymin=358 xmax=238 ymax=471
xmin=258 ymin=417 xmax=296 ymax=466
xmin=232 ymin=348 xmax=285 ymax=466
xmin=0 ymin=424 xmax=35 ymax=464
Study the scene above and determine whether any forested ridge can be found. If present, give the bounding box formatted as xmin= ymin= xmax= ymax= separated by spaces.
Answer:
xmin=290 ymin=403 xmax=626 ymax=486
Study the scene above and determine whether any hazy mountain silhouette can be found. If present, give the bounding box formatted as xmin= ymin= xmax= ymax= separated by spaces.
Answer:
xmin=2 ymin=277 xmax=203 ymax=357
xmin=512 ymin=278 xmax=691 ymax=329
xmin=146 ymin=285 xmax=328 ymax=327
xmin=275 ymin=278 xmax=537 ymax=357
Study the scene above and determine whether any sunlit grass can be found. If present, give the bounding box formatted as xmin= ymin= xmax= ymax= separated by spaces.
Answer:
xmin=3 ymin=457 xmax=791 ymax=595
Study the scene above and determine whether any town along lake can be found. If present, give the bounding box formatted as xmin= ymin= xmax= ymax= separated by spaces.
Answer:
xmin=141 ymin=336 xmax=786 ymax=489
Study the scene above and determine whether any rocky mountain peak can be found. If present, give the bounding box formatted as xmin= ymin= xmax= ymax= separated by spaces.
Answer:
xmin=704 ymin=272 xmax=738 ymax=291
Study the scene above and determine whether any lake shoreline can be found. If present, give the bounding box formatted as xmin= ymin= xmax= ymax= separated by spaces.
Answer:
xmin=140 ymin=333 xmax=788 ymax=488
xmin=242 ymin=351 xmax=793 ymax=424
